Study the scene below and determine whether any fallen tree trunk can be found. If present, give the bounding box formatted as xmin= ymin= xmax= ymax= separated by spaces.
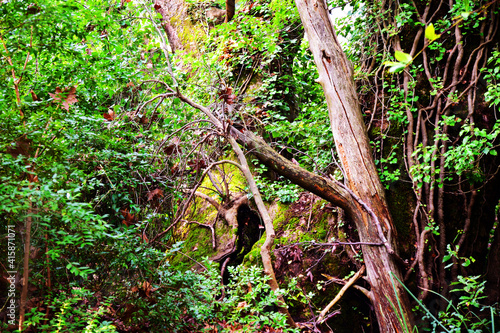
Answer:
xmin=231 ymin=128 xmax=355 ymax=211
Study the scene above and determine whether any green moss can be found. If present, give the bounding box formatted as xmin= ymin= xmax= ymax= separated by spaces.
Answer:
xmin=170 ymin=14 xmax=204 ymax=53
xmin=169 ymin=221 xmax=215 ymax=268
xmin=368 ymin=125 xmax=382 ymax=140
xmin=242 ymin=235 xmax=265 ymax=266
xmin=298 ymin=232 xmax=315 ymax=242
xmin=286 ymin=217 xmax=300 ymax=230
xmin=337 ymin=229 xmax=347 ymax=241
xmin=242 ymin=200 xmax=290 ymax=266
xmin=169 ymin=154 xmax=247 ymax=267
xmin=271 ymin=201 xmax=289 ymax=229
xmin=195 ymin=153 xmax=247 ymax=197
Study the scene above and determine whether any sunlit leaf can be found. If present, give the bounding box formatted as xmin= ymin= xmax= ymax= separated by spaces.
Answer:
xmin=425 ymin=24 xmax=441 ymax=41
xmin=461 ymin=11 xmax=471 ymax=20
xmin=384 ymin=61 xmax=406 ymax=73
xmin=394 ymin=50 xmax=412 ymax=64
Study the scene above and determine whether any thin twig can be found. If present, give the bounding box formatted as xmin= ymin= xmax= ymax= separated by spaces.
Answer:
xmin=185 ymin=219 xmax=217 ymax=249
xmin=150 ymin=160 xmax=242 ymax=244
xmin=317 ymin=265 xmax=366 ymax=324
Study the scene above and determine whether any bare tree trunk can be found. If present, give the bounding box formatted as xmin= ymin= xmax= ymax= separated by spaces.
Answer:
xmin=18 ymin=193 xmax=32 ymax=331
xmin=291 ymin=1 xmax=414 ymax=331
xmin=225 ymin=0 xmax=235 ymax=22
xmin=154 ymin=0 xmax=183 ymax=53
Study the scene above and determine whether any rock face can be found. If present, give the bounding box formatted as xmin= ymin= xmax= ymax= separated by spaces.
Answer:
xmin=206 ymin=7 xmax=226 ymax=25
xmin=154 ymin=0 xmax=228 ymax=53
xmin=168 ymin=158 xmax=248 ymax=267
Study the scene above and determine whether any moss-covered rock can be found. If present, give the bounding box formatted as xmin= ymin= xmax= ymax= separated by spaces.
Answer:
xmin=241 ymin=193 xmax=371 ymax=331
xmin=169 ymin=162 xmax=373 ymax=331
xmin=169 ymin=155 xmax=247 ymax=268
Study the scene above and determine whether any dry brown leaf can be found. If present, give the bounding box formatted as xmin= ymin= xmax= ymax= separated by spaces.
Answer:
xmin=49 ymin=86 xmax=78 ymax=111
xmin=146 ymin=188 xmax=163 ymax=201
xmin=164 ymin=144 xmax=178 ymax=156
xmin=142 ymin=281 xmax=152 ymax=298
xmin=6 ymin=139 xmax=31 ymax=158
xmin=103 ymin=109 xmax=115 ymax=121
xmin=120 ymin=208 xmax=136 ymax=227
xmin=218 ymin=86 xmax=236 ymax=105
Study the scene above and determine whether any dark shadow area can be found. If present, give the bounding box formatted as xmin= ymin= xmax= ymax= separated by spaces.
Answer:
xmin=222 ymin=203 xmax=263 ymax=283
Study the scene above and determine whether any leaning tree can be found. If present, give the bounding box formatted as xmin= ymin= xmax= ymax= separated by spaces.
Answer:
xmin=151 ymin=0 xmax=415 ymax=330
xmin=150 ymin=0 xmax=500 ymax=331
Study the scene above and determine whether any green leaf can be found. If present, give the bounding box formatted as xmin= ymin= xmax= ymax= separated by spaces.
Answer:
xmin=460 ymin=12 xmax=471 ymax=20
xmin=384 ymin=61 xmax=406 ymax=73
xmin=394 ymin=50 xmax=412 ymax=64
xmin=425 ymin=24 xmax=441 ymax=41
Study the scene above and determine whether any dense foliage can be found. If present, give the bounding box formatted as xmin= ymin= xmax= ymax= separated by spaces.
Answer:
xmin=1 ymin=0 xmax=499 ymax=332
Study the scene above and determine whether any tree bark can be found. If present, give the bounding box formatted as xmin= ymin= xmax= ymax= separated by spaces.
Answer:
xmin=225 ymin=0 xmax=235 ymax=23
xmin=231 ymin=128 xmax=354 ymax=211
xmin=272 ymin=0 xmax=414 ymax=331
xmin=154 ymin=0 xmax=183 ymax=53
